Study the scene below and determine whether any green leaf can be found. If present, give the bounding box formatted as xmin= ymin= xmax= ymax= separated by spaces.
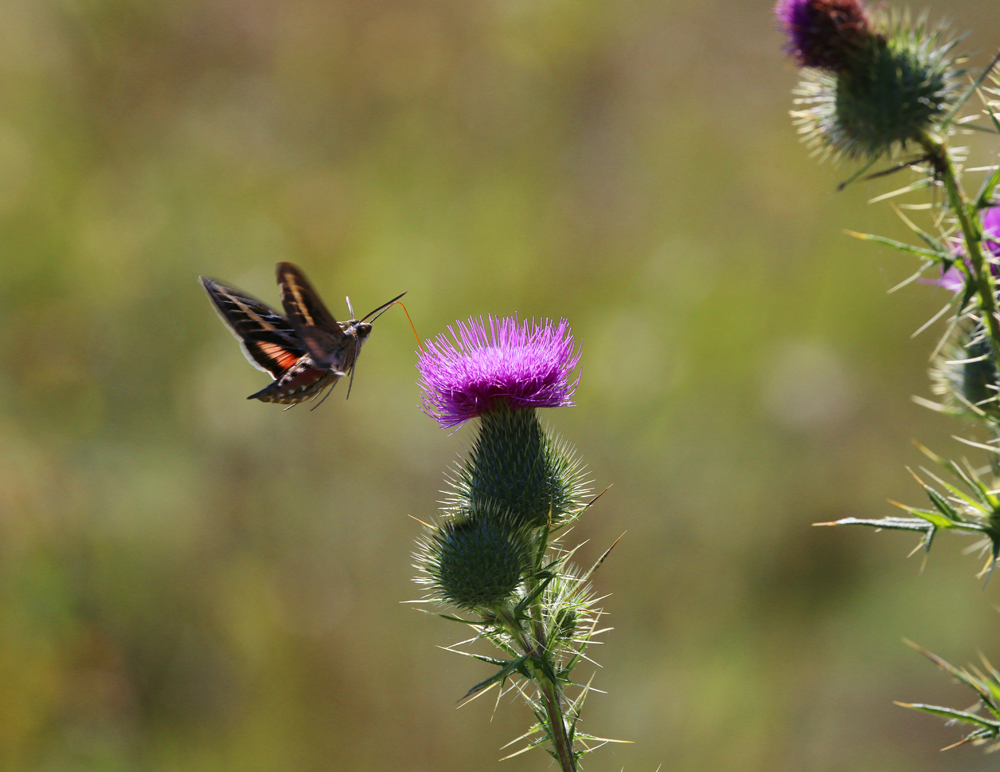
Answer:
xmin=534 ymin=652 xmax=560 ymax=686
xmin=918 ymin=466 xmax=985 ymax=513
xmin=815 ymin=516 xmax=934 ymax=532
xmin=960 ymin=121 xmax=1000 ymax=135
xmin=844 ymin=230 xmax=950 ymax=261
xmin=880 ymin=205 xmax=956 ymax=260
xmin=836 ymin=156 xmax=880 ymax=191
xmin=466 ymin=653 xmax=513 ymax=668
xmin=940 ymin=49 xmax=1000 ymax=131
xmin=581 ymin=533 xmax=624 ymax=583
xmin=906 ymin=640 xmax=1000 ymax=720
xmin=458 ymin=653 xmax=531 ymax=702
xmin=889 ymin=495 xmax=983 ymax=533
xmin=910 ymin=507 xmax=961 ymax=530
xmin=897 ymin=702 xmax=1000 ymax=731
xmin=920 ymin=483 xmax=963 ymax=522
xmin=978 ymin=679 xmax=1000 ymax=718
xmin=533 ymin=521 xmax=551 ymax=567
xmin=513 ymin=574 xmax=554 ymax=616
xmin=976 ymin=164 xmax=1000 ymax=210
xmin=435 ymin=613 xmax=488 ymax=625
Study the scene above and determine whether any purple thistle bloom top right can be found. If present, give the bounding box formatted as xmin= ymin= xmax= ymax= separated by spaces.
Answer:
xmin=417 ymin=315 xmax=581 ymax=429
xmin=935 ymin=207 xmax=1000 ymax=292
xmin=775 ymin=0 xmax=871 ymax=72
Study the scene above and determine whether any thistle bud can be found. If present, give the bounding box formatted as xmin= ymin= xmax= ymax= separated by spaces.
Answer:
xmin=552 ymin=607 xmax=578 ymax=640
xmin=785 ymin=11 xmax=965 ymax=161
xmin=416 ymin=505 xmax=533 ymax=611
xmin=930 ymin=326 xmax=1000 ymax=421
xmin=449 ymin=406 xmax=588 ymax=529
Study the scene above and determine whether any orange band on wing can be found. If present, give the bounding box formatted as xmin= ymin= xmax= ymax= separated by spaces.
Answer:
xmin=256 ymin=342 xmax=300 ymax=371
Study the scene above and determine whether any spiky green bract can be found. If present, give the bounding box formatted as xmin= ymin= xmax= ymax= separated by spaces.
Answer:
xmin=416 ymin=503 xmax=534 ymax=612
xmin=898 ymin=642 xmax=1000 ymax=751
xmin=447 ymin=406 xmax=589 ymax=529
xmin=929 ymin=325 xmax=1000 ymax=422
xmin=455 ymin=558 xmax=612 ymax=767
xmin=542 ymin=563 xmax=603 ymax=655
xmin=792 ymin=15 xmax=965 ymax=161
xmin=467 ymin=561 xmax=606 ymax=673
xmin=821 ymin=444 xmax=1000 ymax=572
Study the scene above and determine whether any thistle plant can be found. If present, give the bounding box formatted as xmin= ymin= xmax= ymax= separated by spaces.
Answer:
xmin=777 ymin=0 xmax=1000 ymax=750
xmin=412 ymin=315 xmax=621 ymax=770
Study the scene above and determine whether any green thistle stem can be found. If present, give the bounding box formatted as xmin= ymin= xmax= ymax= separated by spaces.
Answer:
xmin=528 ymin=582 xmax=576 ymax=772
xmin=919 ymin=132 xmax=1000 ymax=364
xmin=539 ymin=675 xmax=576 ymax=772
xmin=496 ymin=572 xmax=577 ymax=771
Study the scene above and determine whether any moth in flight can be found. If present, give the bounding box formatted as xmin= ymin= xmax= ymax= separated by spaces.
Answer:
xmin=201 ymin=262 xmax=405 ymax=407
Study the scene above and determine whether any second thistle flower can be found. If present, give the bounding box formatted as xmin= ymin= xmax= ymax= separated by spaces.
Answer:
xmin=777 ymin=0 xmax=966 ymax=161
xmin=775 ymin=0 xmax=871 ymax=72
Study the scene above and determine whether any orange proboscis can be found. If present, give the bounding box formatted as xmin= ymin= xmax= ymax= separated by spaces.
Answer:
xmin=393 ymin=301 xmax=424 ymax=351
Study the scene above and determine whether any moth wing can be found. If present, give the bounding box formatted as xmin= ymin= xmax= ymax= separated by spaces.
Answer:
xmin=200 ymin=276 xmax=305 ymax=377
xmin=276 ymin=262 xmax=341 ymax=332
xmin=239 ymin=339 xmax=304 ymax=378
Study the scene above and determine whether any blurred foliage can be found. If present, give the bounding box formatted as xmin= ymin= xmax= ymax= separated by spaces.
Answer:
xmin=2 ymin=0 xmax=1000 ymax=770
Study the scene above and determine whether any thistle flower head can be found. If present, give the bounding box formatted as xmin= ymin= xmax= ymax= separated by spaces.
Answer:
xmin=775 ymin=0 xmax=872 ymax=72
xmin=417 ymin=315 xmax=581 ymax=429
xmin=983 ymin=205 xmax=1000 ymax=258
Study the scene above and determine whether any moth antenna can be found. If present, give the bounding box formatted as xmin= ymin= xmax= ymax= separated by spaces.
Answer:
xmin=346 ymin=296 xmax=355 ymax=320
xmin=360 ymin=291 xmax=408 ymax=323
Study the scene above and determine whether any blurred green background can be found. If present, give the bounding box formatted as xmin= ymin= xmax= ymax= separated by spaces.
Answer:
xmin=3 ymin=0 xmax=1000 ymax=769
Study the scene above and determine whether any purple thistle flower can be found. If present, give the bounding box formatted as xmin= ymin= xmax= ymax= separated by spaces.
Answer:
xmin=931 ymin=206 xmax=1000 ymax=292
xmin=934 ymin=265 xmax=967 ymax=294
xmin=985 ymin=205 xmax=1000 ymax=260
xmin=417 ymin=315 xmax=581 ymax=429
xmin=775 ymin=0 xmax=871 ymax=72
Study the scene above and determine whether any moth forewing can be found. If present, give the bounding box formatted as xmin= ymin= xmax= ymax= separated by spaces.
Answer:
xmin=276 ymin=262 xmax=340 ymax=331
